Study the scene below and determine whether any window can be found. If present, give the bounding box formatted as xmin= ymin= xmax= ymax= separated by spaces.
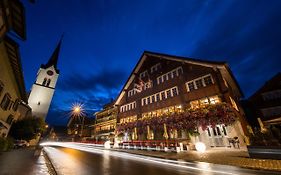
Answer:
xmin=216 ymin=126 xmax=221 ymax=136
xmin=166 ymin=89 xmax=171 ymax=98
xmin=172 ymin=87 xmax=178 ymax=96
xmin=13 ymin=99 xmax=19 ymax=111
xmin=209 ymin=96 xmax=220 ymax=104
xmin=190 ymin=100 xmax=199 ymax=109
xmin=213 ymin=128 xmax=217 ymax=136
xmin=178 ymin=67 xmax=183 ymax=74
xmin=195 ymin=79 xmax=203 ymax=89
xmin=200 ymin=98 xmax=209 ymax=106
xmin=140 ymin=71 xmax=148 ymax=78
xmin=204 ymin=76 xmax=213 ymax=86
xmin=147 ymin=97 xmax=151 ymax=104
xmin=46 ymin=79 xmax=51 ymax=87
xmin=161 ymin=91 xmax=166 ymax=100
xmin=156 ymin=93 xmax=160 ymax=101
xmin=151 ymin=63 xmax=161 ymax=73
xmin=142 ymin=98 xmax=146 ymax=106
xmin=0 ymin=93 xmax=11 ymax=110
xmin=133 ymin=102 xmax=136 ymax=108
xmin=157 ymin=77 xmax=161 ymax=84
xmin=151 ymin=95 xmax=155 ymax=103
xmin=172 ymin=70 xmax=177 ymax=78
xmin=207 ymin=128 xmax=211 ymax=137
xmin=42 ymin=78 xmax=47 ymax=86
xmin=6 ymin=115 xmax=14 ymax=125
xmin=222 ymin=126 xmax=227 ymax=136
xmin=168 ymin=72 xmax=172 ymax=79
xmin=0 ymin=80 xmax=4 ymax=97
xmin=187 ymin=82 xmax=195 ymax=91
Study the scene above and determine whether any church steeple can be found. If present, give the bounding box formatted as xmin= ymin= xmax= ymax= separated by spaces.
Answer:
xmin=41 ymin=36 xmax=63 ymax=73
xmin=28 ymin=36 xmax=63 ymax=120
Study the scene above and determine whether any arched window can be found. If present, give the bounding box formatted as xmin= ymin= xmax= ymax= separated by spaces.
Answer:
xmin=46 ymin=79 xmax=51 ymax=87
xmin=42 ymin=78 xmax=47 ymax=86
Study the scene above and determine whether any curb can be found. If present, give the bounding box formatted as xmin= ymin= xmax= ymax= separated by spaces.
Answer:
xmin=111 ymin=148 xmax=281 ymax=172
xmin=42 ymin=149 xmax=57 ymax=175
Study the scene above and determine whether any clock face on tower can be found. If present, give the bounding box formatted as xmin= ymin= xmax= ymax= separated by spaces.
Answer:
xmin=47 ymin=70 xmax=54 ymax=76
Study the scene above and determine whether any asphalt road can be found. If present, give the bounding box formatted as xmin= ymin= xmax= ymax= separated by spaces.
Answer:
xmin=44 ymin=146 xmax=280 ymax=175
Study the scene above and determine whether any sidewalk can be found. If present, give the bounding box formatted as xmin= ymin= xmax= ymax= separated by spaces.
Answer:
xmin=0 ymin=147 xmax=52 ymax=175
xmin=113 ymin=147 xmax=281 ymax=171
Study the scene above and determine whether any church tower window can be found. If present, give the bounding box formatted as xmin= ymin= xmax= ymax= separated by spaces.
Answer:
xmin=46 ymin=79 xmax=51 ymax=87
xmin=42 ymin=78 xmax=47 ymax=86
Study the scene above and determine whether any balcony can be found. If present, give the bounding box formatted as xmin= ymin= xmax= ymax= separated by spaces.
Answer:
xmin=96 ymin=116 xmax=116 ymax=124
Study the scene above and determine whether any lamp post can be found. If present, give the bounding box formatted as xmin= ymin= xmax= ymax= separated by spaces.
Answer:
xmin=71 ymin=104 xmax=85 ymax=138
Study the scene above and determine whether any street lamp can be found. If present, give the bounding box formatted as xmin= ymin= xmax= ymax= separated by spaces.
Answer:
xmin=71 ymin=103 xmax=85 ymax=137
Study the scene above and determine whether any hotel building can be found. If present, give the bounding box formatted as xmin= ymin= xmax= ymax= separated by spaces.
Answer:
xmin=114 ymin=51 xmax=249 ymax=148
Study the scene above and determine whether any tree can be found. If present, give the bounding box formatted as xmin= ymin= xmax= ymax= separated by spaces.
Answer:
xmin=9 ymin=117 xmax=46 ymax=141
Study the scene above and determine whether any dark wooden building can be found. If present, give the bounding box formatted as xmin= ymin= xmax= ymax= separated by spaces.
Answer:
xmin=248 ymin=72 xmax=281 ymax=127
xmin=114 ymin=51 xmax=249 ymax=148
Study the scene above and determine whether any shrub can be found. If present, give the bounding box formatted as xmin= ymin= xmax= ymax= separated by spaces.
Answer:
xmin=0 ymin=137 xmax=14 ymax=152
xmin=250 ymin=128 xmax=280 ymax=146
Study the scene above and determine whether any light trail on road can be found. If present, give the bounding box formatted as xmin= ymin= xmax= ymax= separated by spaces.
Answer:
xmin=41 ymin=141 xmax=277 ymax=175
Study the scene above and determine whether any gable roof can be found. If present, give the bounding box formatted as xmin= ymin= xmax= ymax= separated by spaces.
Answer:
xmin=115 ymin=51 xmax=244 ymax=105
xmin=249 ymin=72 xmax=281 ymax=100
xmin=40 ymin=37 xmax=63 ymax=74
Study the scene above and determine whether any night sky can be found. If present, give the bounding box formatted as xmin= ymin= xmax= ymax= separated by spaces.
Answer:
xmin=19 ymin=0 xmax=281 ymax=125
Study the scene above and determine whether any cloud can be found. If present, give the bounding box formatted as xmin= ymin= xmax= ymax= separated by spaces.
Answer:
xmin=57 ymin=68 xmax=127 ymax=92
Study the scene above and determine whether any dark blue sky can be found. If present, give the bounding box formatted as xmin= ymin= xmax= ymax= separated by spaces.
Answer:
xmin=19 ymin=0 xmax=281 ymax=125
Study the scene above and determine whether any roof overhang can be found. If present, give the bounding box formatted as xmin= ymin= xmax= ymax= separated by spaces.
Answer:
xmin=115 ymin=51 xmax=243 ymax=105
xmin=4 ymin=36 xmax=27 ymax=102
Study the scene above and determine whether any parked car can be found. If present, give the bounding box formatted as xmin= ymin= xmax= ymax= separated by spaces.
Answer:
xmin=14 ymin=140 xmax=29 ymax=148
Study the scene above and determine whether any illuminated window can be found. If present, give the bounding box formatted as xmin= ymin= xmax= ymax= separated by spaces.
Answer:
xmin=200 ymin=98 xmax=209 ymax=106
xmin=209 ymin=96 xmax=220 ymax=104
xmin=190 ymin=100 xmax=199 ymax=109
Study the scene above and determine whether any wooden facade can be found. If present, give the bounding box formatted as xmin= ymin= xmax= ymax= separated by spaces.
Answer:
xmin=114 ymin=51 xmax=249 ymax=148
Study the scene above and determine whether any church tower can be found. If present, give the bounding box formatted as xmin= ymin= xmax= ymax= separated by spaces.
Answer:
xmin=28 ymin=38 xmax=62 ymax=120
